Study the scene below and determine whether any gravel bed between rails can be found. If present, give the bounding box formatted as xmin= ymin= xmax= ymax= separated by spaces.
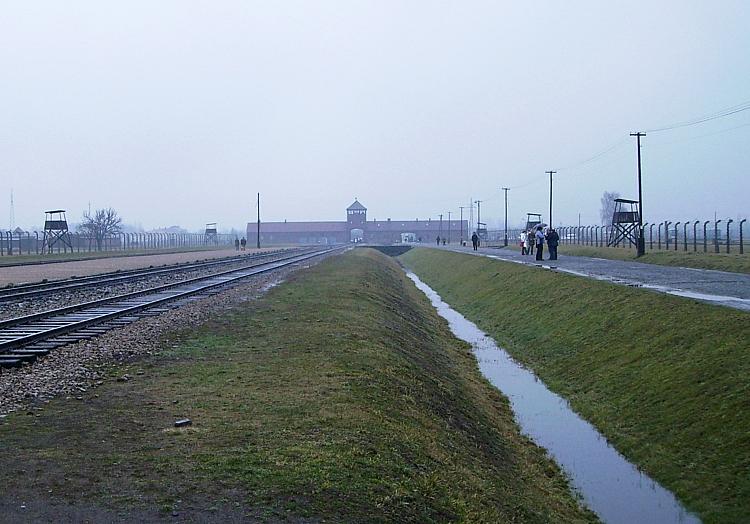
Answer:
xmin=0 ymin=254 xmax=333 ymax=417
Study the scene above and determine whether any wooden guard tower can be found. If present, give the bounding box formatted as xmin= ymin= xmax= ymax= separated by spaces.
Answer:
xmin=205 ymin=222 xmax=218 ymax=244
xmin=42 ymin=209 xmax=72 ymax=253
xmin=607 ymin=198 xmax=641 ymax=247
xmin=525 ymin=213 xmax=542 ymax=231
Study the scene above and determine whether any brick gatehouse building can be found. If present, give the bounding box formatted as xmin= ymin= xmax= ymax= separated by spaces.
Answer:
xmin=247 ymin=200 xmax=468 ymax=245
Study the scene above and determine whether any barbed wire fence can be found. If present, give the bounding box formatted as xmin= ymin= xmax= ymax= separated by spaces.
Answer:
xmin=484 ymin=218 xmax=748 ymax=254
xmin=0 ymin=231 xmax=236 ymax=256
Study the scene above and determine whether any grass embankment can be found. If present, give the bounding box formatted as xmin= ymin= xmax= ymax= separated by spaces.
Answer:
xmin=0 ymin=249 xmax=595 ymax=522
xmin=400 ymin=248 xmax=750 ymax=523
xmin=555 ymin=244 xmax=750 ymax=274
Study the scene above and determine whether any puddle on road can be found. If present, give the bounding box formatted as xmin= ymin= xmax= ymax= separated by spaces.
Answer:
xmin=407 ymin=271 xmax=701 ymax=524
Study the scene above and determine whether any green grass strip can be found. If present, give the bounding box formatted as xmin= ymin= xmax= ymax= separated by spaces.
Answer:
xmin=550 ymin=244 xmax=750 ymax=274
xmin=400 ymin=247 xmax=750 ymax=523
xmin=0 ymin=249 xmax=595 ymax=522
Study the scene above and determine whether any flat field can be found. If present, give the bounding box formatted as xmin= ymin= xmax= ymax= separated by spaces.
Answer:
xmin=400 ymin=248 xmax=750 ymax=523
xmin=0 ymin=249 xmax=595 ymax=522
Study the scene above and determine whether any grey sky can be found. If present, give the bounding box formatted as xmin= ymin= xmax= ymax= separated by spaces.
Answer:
xmin=1 ymin=1 xmax=748 ymax=231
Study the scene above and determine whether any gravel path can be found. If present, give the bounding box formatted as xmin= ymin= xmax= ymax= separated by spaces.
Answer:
xmin=0 ymin=248 xmax=276 ymax=286
xmin=441 ymin=245 xmax=750 ymax=311
xmin=0 ymin=252 xmax=333 ymax=416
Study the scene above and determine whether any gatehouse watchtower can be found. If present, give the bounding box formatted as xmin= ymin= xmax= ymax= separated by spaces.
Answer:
xmin=347 ymin=200 xmax=367 ymax=228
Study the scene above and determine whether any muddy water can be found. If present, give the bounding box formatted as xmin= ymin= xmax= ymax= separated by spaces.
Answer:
xmin=407 ymin=272 xmax=701 ymax=524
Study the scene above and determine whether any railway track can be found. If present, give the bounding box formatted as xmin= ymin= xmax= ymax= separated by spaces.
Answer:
xmin=0 ymin=247 xmax=339 ymax=368
xmin=0 ymin=248 xmax=296 ymax=301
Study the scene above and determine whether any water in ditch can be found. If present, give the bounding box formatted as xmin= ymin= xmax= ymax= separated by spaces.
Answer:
xmin=406 ymin=271 xmax=701 ymax=524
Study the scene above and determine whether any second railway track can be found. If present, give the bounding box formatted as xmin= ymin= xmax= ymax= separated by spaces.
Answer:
xmin=0 ymin=248 xmax=297 ymax=301
xmin=0 ymin=247 xmax=339 ymax=368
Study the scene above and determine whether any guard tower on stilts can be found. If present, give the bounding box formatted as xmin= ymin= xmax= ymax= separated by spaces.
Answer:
xmin=42 ymin=209 xmax=72 ymax=253
xmin=607 ymin=198 xmax=641 ymax=248
xmin=205 ymin=223 xmax=218 ymax=245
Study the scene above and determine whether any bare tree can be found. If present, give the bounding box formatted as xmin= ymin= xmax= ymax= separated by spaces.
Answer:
xmin=78 ymin=208 xmax=123 ymax=250
xmin=599 ymin=191 xmax=620 ymax=225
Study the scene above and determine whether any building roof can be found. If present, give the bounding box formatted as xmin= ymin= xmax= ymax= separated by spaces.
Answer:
xmin=347 ymin=200 xmax=367 ymax=211
xmin=251 ymin=221 xmax=349 ymax=234
xmin=366 ymin=220 xmax=466 ymax=232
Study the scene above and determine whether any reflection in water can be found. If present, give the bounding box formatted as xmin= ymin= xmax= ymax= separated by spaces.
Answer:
xmin=407 ymin=272 xmax=701 ymax=524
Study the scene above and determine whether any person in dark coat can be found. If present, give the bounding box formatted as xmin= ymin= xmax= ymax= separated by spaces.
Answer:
xmin=240 ymin=237 xmax=247 ymax=251
xmin=436 ymin=235 xmax=441 ymax=246
xmin=471 ymin=232 xmax=479 ymax=251
xmin=535 ymin=226 xmax=545 ymax=261
xmin=527 ymin=230 xmax=535 ymax=256
xmin=546 ymin=228 xmax=559 ymax=260
xmin=234 ymin=238 xmax=240 ymax=251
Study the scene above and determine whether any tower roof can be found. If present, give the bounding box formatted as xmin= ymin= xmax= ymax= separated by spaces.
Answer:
xmin=347 ymin=200 xmax=367 ymax=211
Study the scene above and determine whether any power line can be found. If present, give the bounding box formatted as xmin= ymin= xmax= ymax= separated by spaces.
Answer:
xmin=645 ymin=99 xmax=750 ymax=133
xmin=650 ymin=119 xmax=750 ymax=146
xmin=557 ymin=137 xmax=630 ymax=172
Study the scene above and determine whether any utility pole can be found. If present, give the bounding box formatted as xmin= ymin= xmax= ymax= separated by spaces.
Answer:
xmin=459 ymin=206 xmax=466 ymax=244
xmin=447 ymin=211 xmax=452 ymax=244
xmin=469 ymin=197 xmax=474 ymax=233
xmin=475 ymin=200 xmax=482 ymax=238
xmin=501 ymin=187 xmax=510 ymax=247
xmin=439 ymin=213 xmax=443 ymax=242
xmin=546 ymin=171 xmax=556 ymax=227
xmin=256 ymin=192 xmax=261 ymax=249
xmin=630 ymin=132 xmax=646 ymax=256
xmin=9 ymin=188 xmax=14 ymax=231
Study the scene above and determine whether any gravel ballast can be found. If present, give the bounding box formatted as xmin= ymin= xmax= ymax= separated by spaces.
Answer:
xmin=0 ymin=248 xmax=277 ymax=286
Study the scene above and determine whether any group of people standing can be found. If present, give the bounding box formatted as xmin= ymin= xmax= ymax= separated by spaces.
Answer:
xmin=520 ymin=226 xmax=559 ymax=261
xmin=234 ymin=237 xmax=247 ymax=251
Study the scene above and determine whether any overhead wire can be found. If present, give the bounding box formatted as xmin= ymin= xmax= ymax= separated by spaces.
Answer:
xmin=645 ymin=99 xmax=750 ymax=132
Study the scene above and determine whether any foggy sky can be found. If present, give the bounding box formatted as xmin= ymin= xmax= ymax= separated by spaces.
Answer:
xmin=1 ymin=1 xmax=748 ymax=232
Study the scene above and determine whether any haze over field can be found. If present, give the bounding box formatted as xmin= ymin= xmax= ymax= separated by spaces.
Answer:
xmin=1 ymin=1 xmax=748 ymax=231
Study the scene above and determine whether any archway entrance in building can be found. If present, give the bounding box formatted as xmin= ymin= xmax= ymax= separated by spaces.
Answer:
xmin=401 ymin=232 xmax=416 ymax=243
xmin=350 ymin=228 xmax=364 ymax=243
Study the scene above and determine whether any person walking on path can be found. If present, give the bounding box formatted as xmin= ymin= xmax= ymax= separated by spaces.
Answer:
xmin=471 ymin=232 xmax=479 ymax=251
xmin=234 ymin=238 xmax=240 ymax=251
xmin=519 ymin=231 xmax=527 ymax=255
xmin=547 ymin=228 xmax=559 ymax=260
xmin=535 ymin=226 xmax=545 ymax=261
xmin=240 ymin=237 xmax=247 ymax=251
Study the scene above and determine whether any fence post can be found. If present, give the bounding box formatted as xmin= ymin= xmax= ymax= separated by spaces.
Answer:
xmin=657 ymin=223 xmax=662 ymax=249
xmin=740 ymin=219 xmax=746 ymax=254
xmin=674 ymin=222 xmax=680 ymax=251
xmin=649 ymin=223 xmax=655 ymax=250
xmin=726 ymin=219 xmax=733 ymax=253
xmin=683 ymin=222 xmax=688 ymax=251
xmin=665 ymin=221 xmax=671 ymax=250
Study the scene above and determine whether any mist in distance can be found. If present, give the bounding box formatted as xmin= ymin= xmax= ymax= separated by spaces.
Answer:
xmin=1 ymin=1 xmax=748 ymax=232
